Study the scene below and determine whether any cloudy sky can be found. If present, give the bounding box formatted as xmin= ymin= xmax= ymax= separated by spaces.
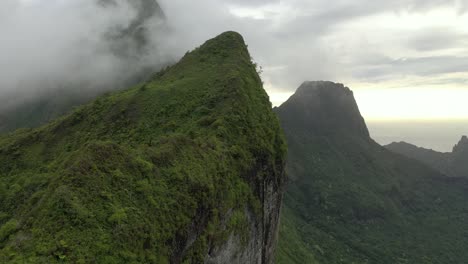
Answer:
xmin=2 ymin=0 xmax=468 ymax=122
xmin=158 ymin=0 xmax=468 ymax=120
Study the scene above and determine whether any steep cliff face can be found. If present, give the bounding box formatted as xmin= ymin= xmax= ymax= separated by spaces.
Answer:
xmin=386 ymin=135 xmax=468 ymax=178
xmin=0 ymin=32 xmax=286 ymax=263
xmin=276 ymin=81 xmax=468 ymax=264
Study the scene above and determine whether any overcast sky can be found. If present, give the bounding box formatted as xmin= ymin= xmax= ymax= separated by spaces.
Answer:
xmin=159 ymin=0 xmax=468 ymax=120
xmin=2 ymin=0 xmax=468 ymax=121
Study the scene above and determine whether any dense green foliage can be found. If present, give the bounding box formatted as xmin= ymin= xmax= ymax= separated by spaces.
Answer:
xmin=386 ymin=136 xmax=468 ymax=178
xmin=0 ymin=32 xmax=285 ymax=263
xmin=276 ymin=82 xmax=468 ymax=264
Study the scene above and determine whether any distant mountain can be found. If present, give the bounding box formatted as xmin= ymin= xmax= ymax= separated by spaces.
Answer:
xmin=277 ymin=81 xmax=369 ymax=139
xmin=0 ymin=0 xmax=167 ymax=134
xmin=276 ymin=81 xmax=468 ymax=263
xmin=0 ymin=32 xmax=286 ymax=263
xmin=386 ymin=136 xmax=468 ymax=178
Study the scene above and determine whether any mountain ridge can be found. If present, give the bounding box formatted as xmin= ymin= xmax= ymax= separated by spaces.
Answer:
xmin=0 ymin=31 xmax=286 ymax=263
xmin=386 ymin=135 xmax=468 ymax=178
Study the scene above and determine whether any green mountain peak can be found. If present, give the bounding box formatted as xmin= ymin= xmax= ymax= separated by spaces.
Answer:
xmin=277 ymin=81 xmax=370 ymax=140
xmin=0 ymin=32 xmax=286 ymax=263
xmin=277 ymin=81 xmax=468 ymax=264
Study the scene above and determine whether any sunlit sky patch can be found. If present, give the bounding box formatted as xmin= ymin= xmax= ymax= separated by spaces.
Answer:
xmin=222 ymin=1 xmax=468 ymax=120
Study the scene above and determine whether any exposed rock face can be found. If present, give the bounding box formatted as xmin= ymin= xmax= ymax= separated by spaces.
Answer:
xmin=206 ymin=176 xmax=284 ymax=264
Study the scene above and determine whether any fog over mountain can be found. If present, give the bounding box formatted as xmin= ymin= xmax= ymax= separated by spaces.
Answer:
xmin=0 ymin=0 xmax=168 ymax=112
xmin=3 ymin=0 xmax=468 ymax=108
xmin=1 ymin=1 xmax=467 ymax=140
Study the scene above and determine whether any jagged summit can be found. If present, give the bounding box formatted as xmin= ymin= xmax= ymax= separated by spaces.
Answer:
xmin=453 ymin=135 xmax=468 ymax=153
xmin=276 ymin=81 xmax=369 ymax=139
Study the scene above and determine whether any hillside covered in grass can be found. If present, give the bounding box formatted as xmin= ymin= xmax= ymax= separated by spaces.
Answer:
xmin=276 ymin=81 xmax=468 ymax=264
xmin=0 ymin=31 xmax=286 ymax=263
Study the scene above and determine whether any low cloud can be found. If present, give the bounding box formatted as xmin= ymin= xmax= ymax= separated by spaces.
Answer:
xmin=1 ymin=0 xmax=468 ymax=112
xmin=0 ymin=0 xmax=168 ymax=111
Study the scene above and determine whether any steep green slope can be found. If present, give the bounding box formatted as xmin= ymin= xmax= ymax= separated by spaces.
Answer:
xmin=0 ymin=32 xmax=286 ymax=263
xmin=276 ymin=81 xmax=468 ymax=264
xmin=386 ymin=136 xmax=468 ymax=178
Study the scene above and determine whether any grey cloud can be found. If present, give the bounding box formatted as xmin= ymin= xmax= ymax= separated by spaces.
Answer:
xmin=159 ymin=0 xmax=468 ymax=92
xmin=407 ymin=28 xmax=468 ymax=51
xmin=391 ymin=56 xmax=468 ymax=76
xmin=225 ymin=0 xmax=280 ymax=7
xmin=0 ymin=0 xmax=169 ymax=111
xmin=266 ymin=0 xmax=462 ymax=38
xmin=353 ymin=56 xmax=468 ymax=81
xmin=2 ymin=0 xmax=468 ymax=112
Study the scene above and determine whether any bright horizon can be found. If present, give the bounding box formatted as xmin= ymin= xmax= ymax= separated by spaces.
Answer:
xmin=269 ymin=85 xmax=468 ymax=122
xmin=233 ymin=2 xmax=468 ymax=123
xmin=268 ymin=82 xmax=468 ymax=152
